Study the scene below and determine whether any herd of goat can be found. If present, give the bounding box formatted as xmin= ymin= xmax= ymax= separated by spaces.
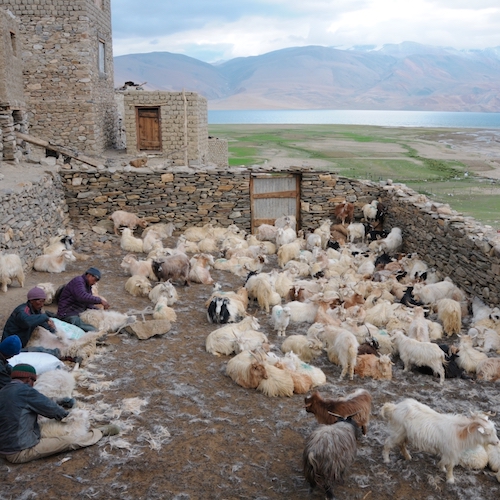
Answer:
xmin=2 ymin=200 xmax=500 ymax=498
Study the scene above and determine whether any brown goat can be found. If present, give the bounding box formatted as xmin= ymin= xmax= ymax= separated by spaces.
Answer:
xmin=152 ymin=254 xmax=191 ymax=286
xmin=334 ymin=202 xmax=354 ymax=225
xmin=304 ymin=389 xmax=372 ymax=435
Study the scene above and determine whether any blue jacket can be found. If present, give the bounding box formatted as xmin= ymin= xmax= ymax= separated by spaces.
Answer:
xmin=2 ymin=302 xmax=55 ymax=347
xmin=0 ymin=354 xmax=11 ymax=390
xmin=0 ymin=380 xmax=68 ymax=453
xmin=57 ymin=274 xmax=102 ymax=319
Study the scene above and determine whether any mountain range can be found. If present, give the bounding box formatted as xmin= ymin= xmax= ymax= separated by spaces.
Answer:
xmin=113 ymin=42 xmax=500 ymax=111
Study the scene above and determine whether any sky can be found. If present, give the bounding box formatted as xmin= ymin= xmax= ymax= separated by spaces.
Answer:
xmin=111 ymin=0 xmax=500 ymax=62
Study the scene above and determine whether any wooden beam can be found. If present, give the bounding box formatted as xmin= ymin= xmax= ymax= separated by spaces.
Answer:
xmin=15 ymin=132 xmax=103 ymax=168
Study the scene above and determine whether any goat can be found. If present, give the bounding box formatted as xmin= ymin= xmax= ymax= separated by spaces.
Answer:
xmin=79 ymin=309 xmax=136 ymax=333
xmin=245 ymin=271 xmax=280 ymax=313
xmin=255 ymin=224 xmax=278 ymax=242
xmin=370 ymin=227 xmax=402 ymax=254
xmin=39 ymin=408 xmax=91 ymax=440
xmin=334 ymin=202 xmax=354 ymax=225
xmin=304 ymin=388 xmax=372 ymax=435
xmin=33 ymin=250 xmax=76 ymax=273
xmin=152 ymin=254 xmax=190 ymax=286
xmin=456 ymin=334 xmax=488 ymax=374
xmin=354 ymin=354 xmax=393 ymax=380
xmin=149 ymin=281 xmax=178 ymax=305
xmin=142 ymin=229 xmax=162 ymax=254
xmin=206 ymin=316 xmax=260 ymax=356
xmin=271 ymin=305 xmax=292 ymax=337
xmin=362 ymin=200 xmax=379 ymax=222
xmin=274 ymin=214 xmax=297 ymax=230
xmin=188 ymin=253 xmax=215 ymax=285
xmin=303 ymin=420 xmax=360 ymax=500
xmin=124 ymin=275 xmax=152 ymax=297
xmin=275 ymin=226 xmax=297 ymax=247
xmin=325 ymin=328 xmax=359 ymax=380
xmin=109 ymin=210 xmax=148 ymax=235
xmin=392 ymin=330 xmax=445 ymax=384
xmin=412 ymin=279 xmax=463 ymax=305
xmin=120 ymin=254 xmax=155 ymax=280
xmin=476 ymin=357 xmax=500 ymax=382
xmin=0 ymin=253 xmax=25 ymax=292
xmin=434 ymin=298 xmax=462 ymax=336
xmin=120 ymin=228 xmax=144 ymax=253
xmin=36 ymin=282 xmax=56 ymax=305
xmin=281 ymin=335 xmax=323 ymax=363
xmin=347 ymin=223 xmax=367 ymax=244
xmin=206 ymin=284 xmax=248 ymax=324
xmin=407 ymin=306 xmax=430 ymax=342
xmin=34 ymin=367 xmax=77 ymax=408
xmin=415 ymin=344 xmax=471 ymax=380
xmin=152 ymin=296 xmax=177 ymax=322
xmin=381 ymin=398 xmax=499 ymax=483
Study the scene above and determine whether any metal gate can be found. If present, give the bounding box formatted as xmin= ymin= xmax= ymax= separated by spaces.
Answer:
xmin=250 ymin=173 xmax=301 ymax=233
xmin=136 ymin=107 xmax=161 ymax=151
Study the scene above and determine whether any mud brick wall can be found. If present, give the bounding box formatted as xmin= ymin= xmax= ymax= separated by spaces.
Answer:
xmin=207 ymin=137 xmax=229 ymax=167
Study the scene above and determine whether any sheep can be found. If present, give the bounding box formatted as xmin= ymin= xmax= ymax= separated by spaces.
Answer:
xmin=304 ymin=389 xmax=373 ymax=435
xmin=120 ymin=228 xmax=144 ymax=253
xmin=281 ymin=335 xmax=323 ymax=363
xmin=334 ymin=202 xmax=354 ymax=225
xmin=456 ymin=334 xmax=488 ymax=373
xmin=148 ymin=281 xmax=178 ymax=305
xmin=36 ymin=282 xmax=56 ymax=305
xmin=152 ymin=296 xmax=177 ymax=322
xmin=120 ymin=254 xmax=155 ymax=280
xmin=79 ymin=309 xmax=136 ymax=333
xmin=354 ymin=354 xmax=394 ymax=380
xmin=152 ymin=253 xmax=191 ymax=286
xmin=407 ymin=306 xmax=430 ymax=342
xmin=435 ymin=298 xmax=462 ymax=336
xmin=109 ymin=210 xmax=148 ymax=235
xmin=188 ymin=253 xmax=215 ymax=285
xmin=476 ymin=357 xmax=500 ymax=382
xmin=381 ymin=398 xmax=499 ymax=483
xmin=206 ymin=316 xmax=260 ymax=356
xmin=303 ymin=420 xmax=359 ymax=500
xmin=125 ymin=275 xmax=152 ymax=298
xmin=391 ymin=330 xmax=445 ymax=384
xmin=271 ymin=305 xmax=292 ymax=337
xmin=33 ymin=249 xmax=76 ymax=273
xmin=0 ymin=253 xmax=25 ymax=292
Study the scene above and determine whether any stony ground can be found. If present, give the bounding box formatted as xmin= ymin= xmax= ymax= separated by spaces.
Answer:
xmin=0 ymin=226 xmax=499 ymax=500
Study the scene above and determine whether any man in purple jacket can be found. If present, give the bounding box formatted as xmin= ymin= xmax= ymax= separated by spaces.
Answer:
xmin=57 ymin=267 xmax=110 ymax=332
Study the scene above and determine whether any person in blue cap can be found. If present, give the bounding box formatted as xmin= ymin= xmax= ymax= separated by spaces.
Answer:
xmin=0 ymin=335 xmax=21 ymax=389
xmin=57 ymin=267 xmax=110 ymax=331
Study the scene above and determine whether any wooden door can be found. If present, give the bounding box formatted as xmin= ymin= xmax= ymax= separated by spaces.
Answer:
xmin=136 ymin=107 xmax=161 ymax=151
xmin=250 ymin=173 xmax=300 ymax=233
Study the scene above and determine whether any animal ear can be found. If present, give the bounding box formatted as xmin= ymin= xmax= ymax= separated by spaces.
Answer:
xmin=478 ymin=426 xmax=485 ymax=434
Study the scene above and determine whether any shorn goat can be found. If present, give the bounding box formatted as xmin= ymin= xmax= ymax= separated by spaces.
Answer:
xmin=381 ymin=398 xmax=499 ymax=483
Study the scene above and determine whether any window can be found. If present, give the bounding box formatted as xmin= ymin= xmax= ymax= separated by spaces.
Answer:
xmin=98 ymin=40 xmax=106 ymax=74
xmin=10 ymin=32 xmax=16 ymax=55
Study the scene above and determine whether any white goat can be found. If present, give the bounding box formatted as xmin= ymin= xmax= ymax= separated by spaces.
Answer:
xmin=125 ymin=275 xmax=152 ymax=297
xmin=109 ymin=210 xmax=148 ymax=235
xmin=281 ymin=334 xmax=324 ymax=363
xmin=33 ymin=249 xmax=76 ymax=273
xmin=79 ymin=309 xmax=136 ymax=333
xmin=407 ymin=306 xmax=430 ymax=342
xmin=456 ymin=335 xmax=488 ymax=373
xmin=206 ymin=316 xmax=261 ymax=356
xmin=149 ymin=281 xmax=178 ymax=305
xmin=121 ymin=228 xmax=144 ymax=253
xmin=152 ymin=296 xmax=177 ymax=322
xmin=271 ymin=305 xmax=292 ymax=337
xmin=120 ymin=254 xmax=155 ymax=280
xmin=0 ymin=253 xmax=25 ymax=292
xmin=381 ymin=398 xmax=499 ymax=483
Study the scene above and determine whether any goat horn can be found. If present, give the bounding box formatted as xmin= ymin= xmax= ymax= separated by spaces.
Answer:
xmin=327 ymin=411 xmax=345 ymax=419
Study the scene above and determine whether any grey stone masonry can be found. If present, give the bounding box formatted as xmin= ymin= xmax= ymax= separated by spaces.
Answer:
xmin=0 ymin=0 xmax=117 ymax=156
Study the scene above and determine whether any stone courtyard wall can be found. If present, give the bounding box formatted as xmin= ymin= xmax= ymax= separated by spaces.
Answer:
xmin=1 ymin=165 xmax=500 ymax=307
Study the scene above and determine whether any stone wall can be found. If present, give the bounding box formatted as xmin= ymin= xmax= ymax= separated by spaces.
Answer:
xmin=0 ymin=171 xmax=70 ymax=268
xmin=121 ymin=91 xmax=208 ymax=165
xmin=0 ymin=0 xmax=117 ymax=155
xmin=207 ymin=137 xmax=228 ymax=167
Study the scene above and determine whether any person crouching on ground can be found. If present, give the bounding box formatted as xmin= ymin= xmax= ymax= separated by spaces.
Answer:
xmin=0 ymin=335 xmax=21 ymax=389
xmin=57 ymin=267 xmax=110 ymax=332
xmin=1 ymin=288 xmax=61 ymax=358
xmin=0 ymin=363 xmax=119 ymax=464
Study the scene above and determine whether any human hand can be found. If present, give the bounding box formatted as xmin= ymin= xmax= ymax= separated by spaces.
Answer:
xmin=101 ymin=299 xmax=110 ymax=310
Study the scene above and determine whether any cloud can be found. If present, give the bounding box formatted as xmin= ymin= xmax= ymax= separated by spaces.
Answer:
xmin=111 ymin=0 xmax=500 ymax=61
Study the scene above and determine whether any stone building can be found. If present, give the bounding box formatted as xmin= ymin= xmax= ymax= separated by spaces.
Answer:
xmin=0 ymin=8 xmax=27 ymax=161
xmin=116 ymin=90 xmax=209 ymax=166
xmin=0 ymin=0 xmax=117 ymax=156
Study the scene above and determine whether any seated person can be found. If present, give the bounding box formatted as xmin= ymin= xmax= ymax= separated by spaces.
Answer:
xmin=0 ymin=363 xmax=119 ymax=464
xmin=0 ymin=335 xmax=21 ymax=389
xmin=57 ymin=267 xmax=109 ymax=332
xmin=2 ymin=288 xmax=60 ymax=357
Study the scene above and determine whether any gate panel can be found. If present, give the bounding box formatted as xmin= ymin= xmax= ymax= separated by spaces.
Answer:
xmin=136 ymin=107 xmax=161 ymax=151
xmin=250 ymin=174 xmax=300 ymax=233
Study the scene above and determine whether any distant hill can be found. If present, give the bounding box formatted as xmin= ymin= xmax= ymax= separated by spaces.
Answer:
xmin=113 ymin=42 xmax=500 ymax=111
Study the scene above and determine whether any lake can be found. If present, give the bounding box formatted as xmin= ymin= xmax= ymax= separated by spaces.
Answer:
xmin=208 ymin=109 xmax=500 ymax=128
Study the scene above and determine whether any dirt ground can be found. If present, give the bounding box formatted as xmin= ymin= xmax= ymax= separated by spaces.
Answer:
xmin=0 ymin=224 xmax=499 ymax=500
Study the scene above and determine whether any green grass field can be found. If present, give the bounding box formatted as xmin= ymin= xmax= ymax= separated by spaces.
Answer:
xmin=209 ymin=124 xmax=500 ymax=228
